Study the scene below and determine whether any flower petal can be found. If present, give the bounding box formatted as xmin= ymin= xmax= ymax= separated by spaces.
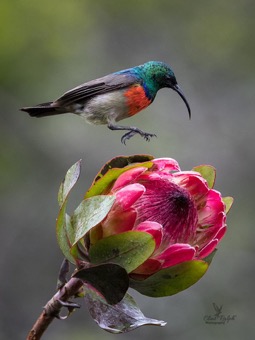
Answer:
xmin=152 ymin=158 xmax=181 ymax=172
xmin=112 ymin=167 xmax=148 ymax=191
xmin=156 ymin=243 xmax=196 ymax=268
xmin=135 ymin=171 xmax=162 ymax=182
xmin=198 ymin=190 xmax=226 ymax=230
xmin=173 ymin=171 xmax=209 ymax=204
xmin=115 ymin=183 xmax=145 ymax=210
xmin=135 ymin=221 xmax=163 ymax=249
xmin=214 ymin=225 xmax=227 ymax=242
xmin=195 ymin=214 xmax=225 ymax=250
xmin=102 ymin=208 xmax=137 ymax=237
xmin=198 ymin=239 xmax=218 ymax=259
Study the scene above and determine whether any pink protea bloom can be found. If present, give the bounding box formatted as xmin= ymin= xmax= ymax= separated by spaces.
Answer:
xmin=90 ymin=158 xmax=231 ymax=278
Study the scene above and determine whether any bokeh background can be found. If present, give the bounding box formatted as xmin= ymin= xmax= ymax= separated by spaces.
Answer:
xmin=1 ymin=1 xmax=254 ymax=339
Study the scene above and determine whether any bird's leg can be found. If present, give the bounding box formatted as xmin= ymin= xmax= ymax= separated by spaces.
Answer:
xmin=107 ymin=123 xmax=156 ymax=144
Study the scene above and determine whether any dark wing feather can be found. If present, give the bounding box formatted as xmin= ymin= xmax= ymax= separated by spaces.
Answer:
xmin=55 ymin=73 xmax=139 ymax=106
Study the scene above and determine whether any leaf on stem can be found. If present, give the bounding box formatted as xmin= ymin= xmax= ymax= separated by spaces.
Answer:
xmin=71 ymin=195 xmax=115 ymax=247
xmin=130 ymin=260 xmax=209 ymax=297
xmin=73 ymin=263 xmax=129 ymax=305
xmin=56 ymin=161 xmax=81 ymax=263
xmin=89 ymin=231 xmax=155 ymax=273
xmin=83 ymin=288 xmax=166 ymax=333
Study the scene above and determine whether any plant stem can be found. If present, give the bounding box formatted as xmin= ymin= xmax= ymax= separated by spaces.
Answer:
xmin=27 ymin=277 xmax=83 ymax=340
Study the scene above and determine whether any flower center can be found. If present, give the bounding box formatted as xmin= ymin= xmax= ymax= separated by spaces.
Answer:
xmin=134 ymin=178 xmax=198 ymax=243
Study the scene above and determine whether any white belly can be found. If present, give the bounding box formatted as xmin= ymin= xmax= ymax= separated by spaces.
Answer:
xmin=71 ymin=90 xmax=128 ymax=125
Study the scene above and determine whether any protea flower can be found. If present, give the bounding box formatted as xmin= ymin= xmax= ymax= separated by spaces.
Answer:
xmin=88 ymin=157 xmax=232 ymax=280
xmin=57 ymin=155 xmax=233 ymax=306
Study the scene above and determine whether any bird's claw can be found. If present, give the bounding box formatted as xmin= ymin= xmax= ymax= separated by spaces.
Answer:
xmin=142 ymin=132 xmax=157 ymax=142
xmin=121 ymin=130 xmax=157 ymax=144
xmin=121 ymin=131 xmax=136 ymax=144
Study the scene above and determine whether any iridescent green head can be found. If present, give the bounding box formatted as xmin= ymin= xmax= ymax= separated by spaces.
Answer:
xmin=139 ymin=61 xmax=191 ymax=118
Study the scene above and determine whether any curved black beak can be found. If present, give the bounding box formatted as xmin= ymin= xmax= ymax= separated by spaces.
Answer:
xmin=172 ymin=84 xmax=191 ymax=119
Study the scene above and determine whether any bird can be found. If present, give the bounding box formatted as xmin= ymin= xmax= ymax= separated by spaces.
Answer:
xmin=20 ymin=61 xmax=191 ymax=144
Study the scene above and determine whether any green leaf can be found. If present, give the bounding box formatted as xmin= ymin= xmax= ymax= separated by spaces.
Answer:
xmin=193 ymin=165 xmax=216 ymax=189
xmin=222 ymin=196 xmax=234 ymax=214
xmin=58 ymin=160 xmax=81 ymax=207
xmin=85 ymin=155 xmax=154 ymax=198
xmin=89 ymin=231 xmax=155 ymax=273
xmin=56 ymin=160 xmax=81 ymax=263
xmin=71 ymin=195 xmax=115 ymax=246
xmin=83 ymin=289 xmax=166 ymax=333
xmin=56 ymin=203 xmax=76 ymax=263
xmin=73 ymin=263 xmax=129 ymax=305
xmin=130 ymin=260 xmax=209 ymax=297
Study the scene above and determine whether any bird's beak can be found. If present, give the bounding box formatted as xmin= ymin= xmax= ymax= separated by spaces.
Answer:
xmin=172 ymin=84 xmax=191 ymax=119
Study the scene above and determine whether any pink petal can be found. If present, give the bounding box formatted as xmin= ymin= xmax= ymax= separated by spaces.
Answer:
xmin=198 ymin=190 xmax=225 ymax=228
xmin=156 ymin=243 xmax=196 ymax=268
xmin=173 ymin=171 xmax=209 ymax=203
xmin=198 ymin=239 xmax=218 ymax=258
xmin=199 ymin=210 xmax=226 ymax=231
xmin=135 ymin=171 xmax=162 ymax=182
xmin=214 ymin=225 xmax=227 ymax=242
xmin=112 ymin=167 xmax=147 ymax=191
xmin=135 ymin=221 xmax=163 ymax=249
xmin=201 ymin=190 xmax=224 ymax=213
xmin=152 ymin=158 xmax=181 ymax=172
xmin=102 ymin=208 xmax=137 ymax=237
xmin=195 ymin=217 xmax=225 ymax=250
xmin=115 ymin=183 xmax=145 ymax=210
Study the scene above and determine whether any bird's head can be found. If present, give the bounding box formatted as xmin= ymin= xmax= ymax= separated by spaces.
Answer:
xmin=142 ymin=61 xmax=191 ymax=119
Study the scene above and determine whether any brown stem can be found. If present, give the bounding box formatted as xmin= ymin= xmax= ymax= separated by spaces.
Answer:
xmin=27 ymin=277 xmax=83 ymax=340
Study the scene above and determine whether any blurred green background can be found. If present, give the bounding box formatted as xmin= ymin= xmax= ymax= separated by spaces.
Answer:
xmin=1 ymin=1 xmax=254 ymax=339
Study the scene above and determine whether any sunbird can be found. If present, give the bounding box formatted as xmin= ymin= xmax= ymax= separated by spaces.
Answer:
xmin=21 ymin=61 xmax=191 ymax=144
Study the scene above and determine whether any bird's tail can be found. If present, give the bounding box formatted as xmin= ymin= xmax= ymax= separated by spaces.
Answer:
xmin=20 ymin=102 xmax=65 ymax=118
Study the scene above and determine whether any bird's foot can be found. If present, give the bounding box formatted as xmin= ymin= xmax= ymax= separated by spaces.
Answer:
xmin=121 ymin=131 xmax=136 ymax=144
xmin=142 ymin=132 xmax=157 ymax=142
xmin=107 ymin=123 xmax=156 ymax=144
xmin=121 ymin=130 xmax=156 ymax=144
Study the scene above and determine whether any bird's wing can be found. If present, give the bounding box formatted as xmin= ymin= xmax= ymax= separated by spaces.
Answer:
xmin=55 ymin=73 xmax=138 ymax=106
